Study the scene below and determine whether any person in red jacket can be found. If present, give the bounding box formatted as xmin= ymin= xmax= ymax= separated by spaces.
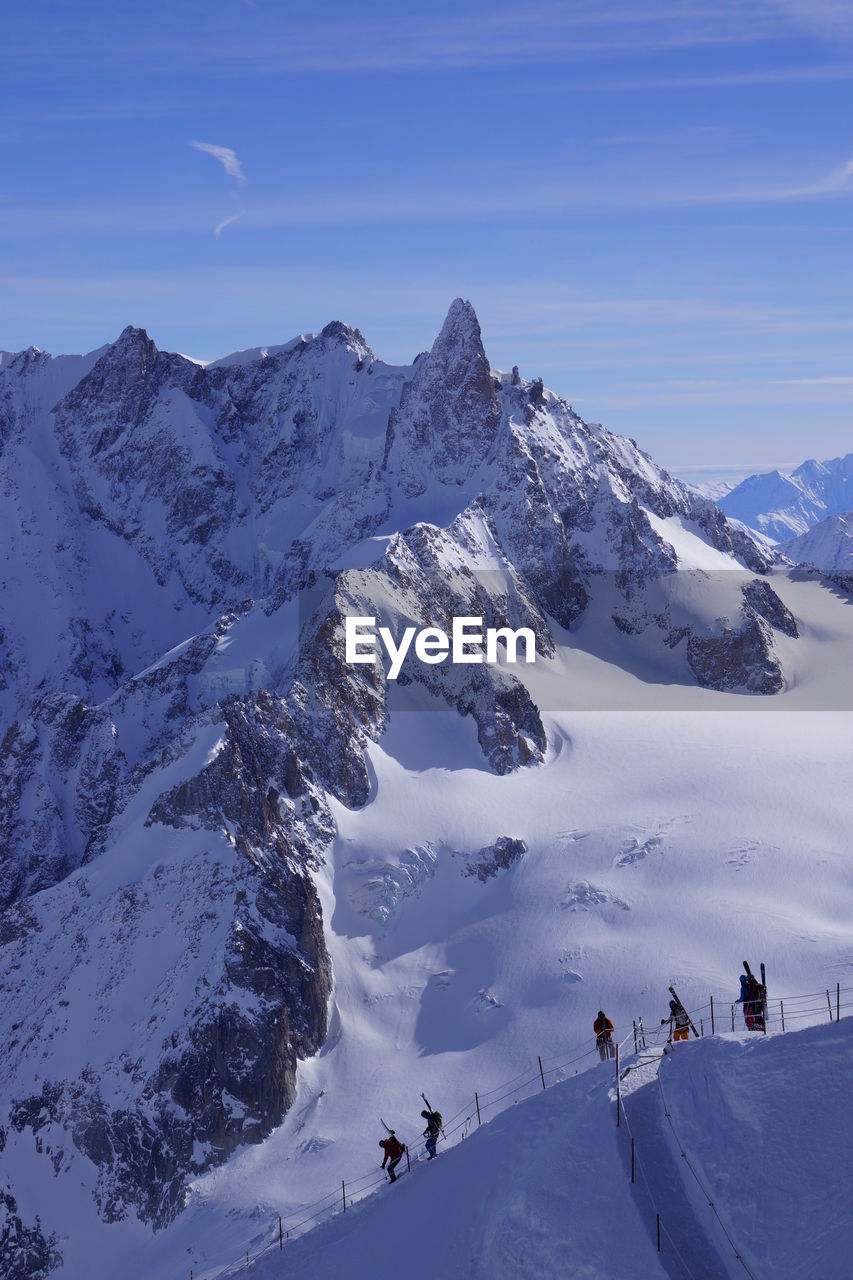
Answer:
xmin=380 ymin=1131 xmax=406 ymax=1182
xmin=594 ymin=1010 xmax=615 ymax=1061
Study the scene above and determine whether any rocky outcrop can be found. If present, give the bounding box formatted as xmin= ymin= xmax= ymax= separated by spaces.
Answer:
xmin=742 ymin=578 xmax=798 ymax=638
xmin=0 ymin=1188 xmax=60 ymax=1280
xmin=458 ymin=836 xmax=527 ymax=882
xmin=687 ymin=614 xmax=783 ymax=693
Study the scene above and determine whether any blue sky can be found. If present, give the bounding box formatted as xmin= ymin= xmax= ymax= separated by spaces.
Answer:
xmin=2 ymin=0 xmax=853 ymax=478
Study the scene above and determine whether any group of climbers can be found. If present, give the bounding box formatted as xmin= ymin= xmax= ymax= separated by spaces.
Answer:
xmin=593 ymin=993 xmax=693 ymax=1056
xmin=594 ymin=963 xmax=768 ymax=1058
xmin=380 ymin=1098 xmax=443 ymax=1183
xmin=379 ymin=969 xmax=772 ymax=1191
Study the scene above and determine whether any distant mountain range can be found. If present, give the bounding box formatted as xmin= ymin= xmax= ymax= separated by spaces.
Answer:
xmin=718 ymin=454 xmax=853 ymax=542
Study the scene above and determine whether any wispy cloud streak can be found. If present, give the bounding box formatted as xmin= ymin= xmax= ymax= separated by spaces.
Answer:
xmin=188 ymin=140 xmax=245 ymax=183
xmin=214 ymin=212 xmax=242 ymax=238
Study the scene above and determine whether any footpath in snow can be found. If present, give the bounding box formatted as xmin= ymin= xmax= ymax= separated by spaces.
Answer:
xmin=242 ymin=1057 xmax=664 ymax=1280
xmin=235 ymin=1018 xmax=853 ymax=1280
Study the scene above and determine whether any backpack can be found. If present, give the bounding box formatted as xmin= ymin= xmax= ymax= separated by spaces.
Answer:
xmin=431 ymin=1111 xmax=442 ymax=1131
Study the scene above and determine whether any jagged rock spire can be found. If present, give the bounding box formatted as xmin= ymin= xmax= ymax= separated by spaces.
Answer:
xmin=383 ymin=298 xmax=501 ymax=495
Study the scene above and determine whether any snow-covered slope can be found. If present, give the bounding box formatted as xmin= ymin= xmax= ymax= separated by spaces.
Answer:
xmin=1 ymin=301 xmax=851 ymax=1279
xmin=242 ymin=1058 xmax=666 ymax=1280
xmin=683 ymin=477 xmax=735 ymax=501
xmin=779 ymin=510 xmax=853 ymax=571
xmin=658 ymin=1018 xmax=853 ymax=1279
xmin=719 ymin=454 xmax=853 ymax=542
xmin=218 ymin=1018 xmax=853 ymax=1280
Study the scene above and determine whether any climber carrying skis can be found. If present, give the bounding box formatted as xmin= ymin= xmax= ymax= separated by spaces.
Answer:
xmin=593 ymin=1010 xmax=616 ymax=1061
xmin=662 ymin=997 xmax=691 ymax=1043
xmin=379 ymin=1128 xmax=406 ymax=1183
xmin=741 ymin=962 xmax=766 ymax=1032
xmin=420 ymin=1094 xmax=443 ymax=1161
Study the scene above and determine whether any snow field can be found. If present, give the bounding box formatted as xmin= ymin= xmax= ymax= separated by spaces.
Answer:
xmin=171 ymin=699 xmax=852 ymax=1279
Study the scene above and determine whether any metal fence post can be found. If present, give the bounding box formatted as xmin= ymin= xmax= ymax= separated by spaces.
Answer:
xmin=838 ymin=982 xmax=841 ymax=1022
xmin=538 ymin=1055 xmax=546 ymax=1090
xmin=279 ymin=1216 xmax=283 ymax=1249
xmin=780 ymin=999 xmax=785 ymax=1031
xmin=826 ymin=989 xmax=833 ymax=1022
xmin=342 ymin=1180 xmax=346 ymax=1212
xmin=710 ymin=995 xmax=715 ymax=1035
xmin=656 ymin=1213 xmax=661 ymax=1252
xmin=475 ymin=1092 xmax=481 ymax=1125
xmin=616 ymin=1042 xmax=620 ymax=1127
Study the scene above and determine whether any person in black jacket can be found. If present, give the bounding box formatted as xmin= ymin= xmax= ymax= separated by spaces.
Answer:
xmin=421 ymin=1108 xmax=441 ymax=1160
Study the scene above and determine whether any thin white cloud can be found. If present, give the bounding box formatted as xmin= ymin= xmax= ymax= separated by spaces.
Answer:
xmin=780 ymin=375 xmax=853 ymax=384
xmin=214 ymin=212 xmax=242 ymax=238
xmin=551 ymin=62 xmax=853 ymax=93
xmin=188 ymin=140 xmax=245 ymax=183
xmin=5 ymin=153 xmax=853 ymax=238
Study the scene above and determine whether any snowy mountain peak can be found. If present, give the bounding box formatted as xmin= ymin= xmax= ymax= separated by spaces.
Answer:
xmin=779 ymin=509 xmax=853 ymax=570
xmin=0 ymin=344 xmax=46 ymax=373
xmin=436 ymin=295 xmax=482 ymax=342
xmin=719 ymin=452 xmax=853 ymax=541
xmin=317 ymin=319 xmax=373 ymax=358
xmin=382 ymin=297 xmax=500 ymax=493
xmin=430 ymin=297 xmax=493 ymax=387
xmin=108 ymin=323 xmax=160 ymax=370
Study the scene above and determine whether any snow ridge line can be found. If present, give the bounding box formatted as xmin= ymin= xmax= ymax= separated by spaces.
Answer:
xmin=189 ymin=997 xmax=853 ymax=1280
xmin=656 ymin=1064 xmax=758 ymax=1280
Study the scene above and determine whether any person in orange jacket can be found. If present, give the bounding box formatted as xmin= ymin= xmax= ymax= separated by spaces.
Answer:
xmin=594 ymin=1010 xmax=615 ymax=1061
xmin=379 ymin=1131 xmax=406 ymax=1182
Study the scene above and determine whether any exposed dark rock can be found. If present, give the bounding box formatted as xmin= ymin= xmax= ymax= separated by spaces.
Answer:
xmin=687 ymin=613 xmax=784 ymax=693
xmin=458 ymin=836 xmax=527 ymax=882
xmin=742 ymin=578 xmax=799 ymax=637
xmin=0 ymin=1190 xmax=60 ymax=1280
